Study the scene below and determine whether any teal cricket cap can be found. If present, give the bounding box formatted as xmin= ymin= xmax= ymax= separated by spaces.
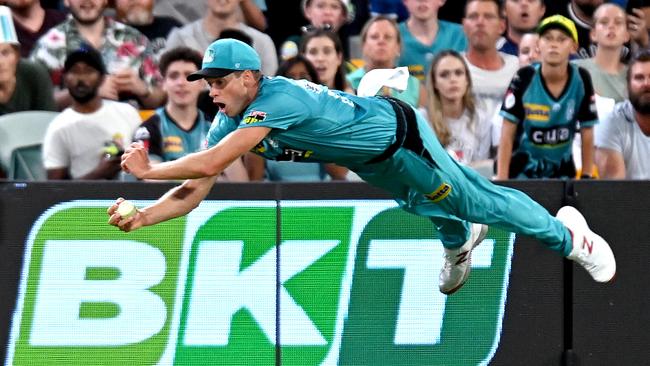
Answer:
xmin=187 ymin=38 xmax=261 ymax=81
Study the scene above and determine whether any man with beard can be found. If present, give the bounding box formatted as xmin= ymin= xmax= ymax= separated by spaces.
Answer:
xmin=4 ymin=0 xmax=66 ymax=57
xmin=114 ymin=0 xmax=181 ymax=60
xmin=497 ymin=15 xmax=598 ymax=179
xmin=30 ymin=0 xmax=164 ymax=110
xmin=42 ymin=46 xmax=142 ymax=180
xmin=499 ymin=0 xmax=545 ymax=56
xmin=595 ymin=51 xmax=650 ymax=179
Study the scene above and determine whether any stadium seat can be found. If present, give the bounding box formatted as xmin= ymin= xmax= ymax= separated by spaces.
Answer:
xmin=0 ymin=111 xmax=58 ymax=180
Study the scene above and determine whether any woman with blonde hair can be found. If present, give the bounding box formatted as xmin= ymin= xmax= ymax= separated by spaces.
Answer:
xmin=426 ymin=50 xmax=494 ymax=168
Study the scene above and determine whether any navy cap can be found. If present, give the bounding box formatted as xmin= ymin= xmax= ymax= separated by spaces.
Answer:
xmin=63 ymin=45 xmax=106 ymax=75
xmin=187 ymin=38 xmax=261 ymax=81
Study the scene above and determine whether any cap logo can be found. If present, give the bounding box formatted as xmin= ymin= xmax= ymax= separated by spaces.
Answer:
xmin=235 ymin=62 xmax=241 ymax=68
xmin=203 ymin=49 xmax=214 ymax=64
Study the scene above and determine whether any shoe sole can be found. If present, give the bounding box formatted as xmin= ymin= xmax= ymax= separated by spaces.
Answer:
xmin=441 ymin=224 xmax=489 ymax=295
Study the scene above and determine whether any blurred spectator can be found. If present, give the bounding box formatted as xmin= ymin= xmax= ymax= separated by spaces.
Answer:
xmin=42 ymin=46 xmax=142 ymax=180
xmin=518 ymin=32 xmax=540 ymax=66
xmin=347 ymin=15 xmax=425 ymax=108
xmin=134 ymin=46 xmax=249 ymax=181
xmin=153 ymin=0 xmax=267 ymax=31
xmin=5 ymin=0 xmax=66 ymax=57
xmin=300 ymin=28 xmax=352 ymax=92
xmin=497 ymin=15 xmax=598 ymax=179
xmin=462 ymin=0 xmax=519 ymax=125
xmin=397 ymin=0 xmax=468 ymax=81
xmin=574 ymin=3 xmax=629 ymax=103
xmin=280 ymin=0 xmax=354 ymax=60
xmin=425 ymin=50 xmax=494 ymax=168
xmin=499 ymin=0 xmax=546 ymax=56
xmin=276 ymin=54 xmax=319 ymax=81
xmin=165 ymin=0 xmax=277 ymax=75
xmin=625 ymin=0 xmax=650 ymax=57
xmin=369 ymin=0 xmax=408 ymax=22
xmin=114 ymin=0 xmax=181 ymax=60
xmin=30 ymin=0 xmax=164 ymax=110
xmin=0 ymin=5 xmax=55 ymax=115
xmin=595 ymin=50 xmax=650 ymax=179
xmin=548 ymin=0 xmax=637 ymax=58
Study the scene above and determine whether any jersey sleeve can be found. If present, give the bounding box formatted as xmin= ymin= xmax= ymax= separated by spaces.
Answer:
xmin=576 ymin=66 xmax=599 ymax=128
xmin=206 ymin=114 xmax=239 ymax=148
xmin=238 ymin=88 xmax=311 ymax=131
xmin=499 ymin=65 xmax=534 ymax=124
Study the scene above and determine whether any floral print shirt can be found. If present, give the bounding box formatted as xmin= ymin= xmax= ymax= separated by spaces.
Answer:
xmin=30 ymin=15 xmax=161 ymax=89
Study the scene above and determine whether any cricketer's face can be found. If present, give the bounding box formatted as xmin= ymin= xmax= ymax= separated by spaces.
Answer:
xmin=205 ymin=72 xmax=252 ymax=117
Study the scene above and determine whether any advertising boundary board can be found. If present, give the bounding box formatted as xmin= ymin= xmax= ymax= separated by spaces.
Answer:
xmin=0 ymin=181 xmax=647 ymax=365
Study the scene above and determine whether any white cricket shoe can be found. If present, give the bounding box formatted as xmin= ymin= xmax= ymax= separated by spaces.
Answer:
xmin=556 ymin=206 xmax=616 ymax=283
xmin=439 ymin=223 xmax=489 ymax=295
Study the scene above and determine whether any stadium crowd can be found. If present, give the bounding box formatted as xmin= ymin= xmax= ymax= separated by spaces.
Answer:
xmin=0 ymin=0 xmax=648 ymax=181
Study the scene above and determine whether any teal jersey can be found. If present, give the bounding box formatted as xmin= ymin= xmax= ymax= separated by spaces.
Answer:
xmin=207 ymin=76 xmax=396 ymax=165
xmin=499 ymin=63 xmax=598 ymax=178
xmin=135 ymin=107 xmax=211 ymax=162
xmin=346 ymin=67 xmax=422 ymax=108
xmin=397 ymin=20 xmax=467 ymax=81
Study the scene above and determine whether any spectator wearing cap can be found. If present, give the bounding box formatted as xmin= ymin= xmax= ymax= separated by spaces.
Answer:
xmin=497 ymin=15 xmax=598 ymax=179
xmin=0 ymin=5 xmax=55 ymax=116
xmin=30 ymin=0 xmax=165 ymax=110
xmin=42 ymin=46 xmax=142 ymax=180
xmin=165 ymin=0 xmax=277 ymax=76
xmin=397 ymin=0 xmax=467 ymax=82
xmin=5 ymin=0 xmax=66 ymax=58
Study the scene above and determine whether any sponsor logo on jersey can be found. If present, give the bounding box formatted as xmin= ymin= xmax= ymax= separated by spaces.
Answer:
xmin=163 ymin=136 xmax=184 ymax=153
xmin=524 ymin=103 xmax=550 ymax=122
xmin=530 ymin=126 xmax=571 ymax=146
xmin=426 ymin=183 xmax=452 ymax=202
xmin=243 ymin=111 xmax=267 ymax=124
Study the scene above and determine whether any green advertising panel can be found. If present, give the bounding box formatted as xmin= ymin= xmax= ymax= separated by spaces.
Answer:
xmin=7 ymin=200 xmax=515 ymax=366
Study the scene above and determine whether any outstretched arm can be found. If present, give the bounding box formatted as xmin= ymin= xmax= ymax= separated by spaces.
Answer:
xmin=121 ymin=126 xmax=272 ymax=180
xmin=108 ymin=175 xmax=218 ymax=232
